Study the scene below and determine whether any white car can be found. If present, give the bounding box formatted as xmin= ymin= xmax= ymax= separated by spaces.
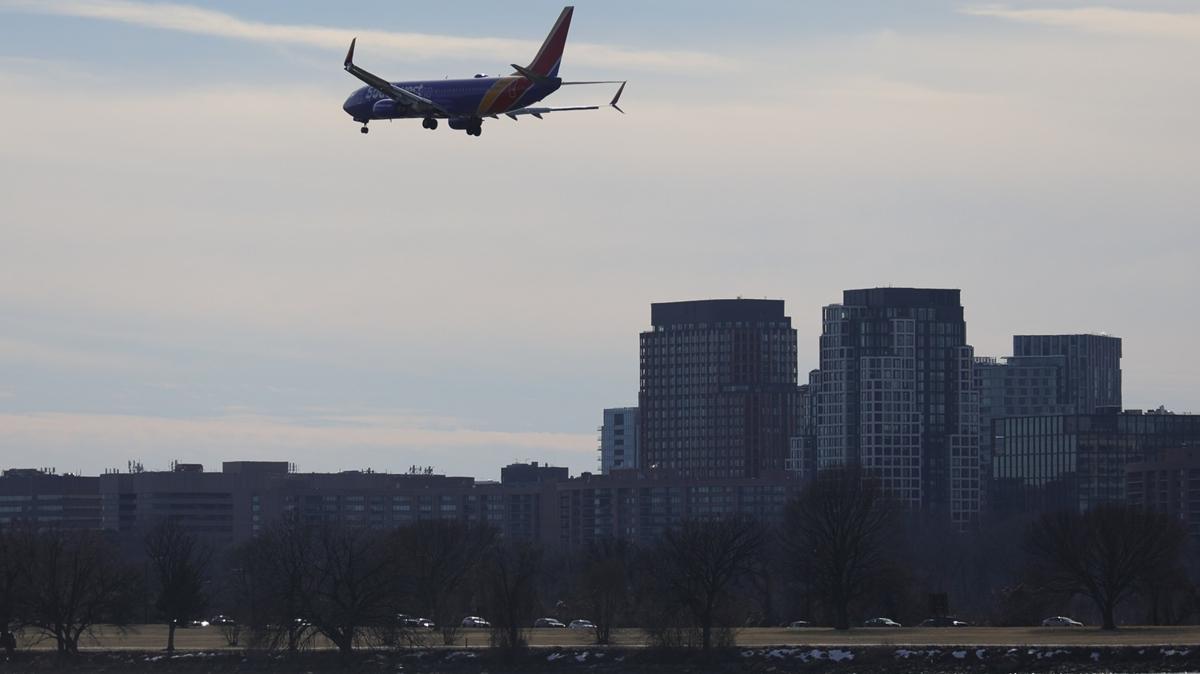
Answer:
xmin=1041 ymin=616 xmax=1083 ymax=627
xmin=568 ymin=619 xmax=596 ymax=630
xmin=461 ymin=616 xmax=490 ymax=628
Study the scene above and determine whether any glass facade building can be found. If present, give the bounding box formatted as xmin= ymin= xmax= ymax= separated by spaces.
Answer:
xmin=991 ymin=411 xmax=1200 ymax=515
xmin=816 ymin=288 xmax=980 ymax=526
xmin=638 ymin=299 xmax=798 ymax=479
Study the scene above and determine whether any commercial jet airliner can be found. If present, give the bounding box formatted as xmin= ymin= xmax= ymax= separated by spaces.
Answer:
xmin=341 ymin=6 xmax=625 ymax=137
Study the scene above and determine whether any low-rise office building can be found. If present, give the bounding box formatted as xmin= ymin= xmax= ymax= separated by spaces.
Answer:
xmin=1126 ymin=447 xmax=1200 ymax=538
xmin=0 ymin=469 xmax=101 ymax=530
xmin=991 ymin=410 xmax=1200 ymax=516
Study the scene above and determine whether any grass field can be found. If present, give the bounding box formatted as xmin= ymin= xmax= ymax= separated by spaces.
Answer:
xmin=17 ymin=625 xmax=1200 ymax=651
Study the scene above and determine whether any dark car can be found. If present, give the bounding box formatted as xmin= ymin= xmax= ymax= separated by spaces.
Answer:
xmin=919 ymin=617 xmax=970 ymax=627
xmin=534 ymin=617 xmax=567 ymax=628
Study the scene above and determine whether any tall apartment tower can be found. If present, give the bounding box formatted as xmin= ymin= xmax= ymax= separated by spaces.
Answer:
xmin=974 ymin=334 xmax=1122 ymax=515
xmin=599 ymin=407 xmax=640 ymax=473
xmin=638 ymin=299 xmax=799 ymax=479
xmin=1012 ymin=334 xmax=1122 ymax=413
xmin=816 ymin=288 xmax=980 ymax=525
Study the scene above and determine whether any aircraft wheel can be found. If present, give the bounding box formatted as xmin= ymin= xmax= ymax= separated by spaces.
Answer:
xmin=429 ymin=119 xmax=438 ymax=130
xmin=360 ymin=126 xmax=369 ymax=134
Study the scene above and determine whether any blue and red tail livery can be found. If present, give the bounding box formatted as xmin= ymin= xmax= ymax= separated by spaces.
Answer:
xmin=525 ymin=6 xmax=572 ymax=78
xmin=341 ymin=6 xmax=624 ymax=138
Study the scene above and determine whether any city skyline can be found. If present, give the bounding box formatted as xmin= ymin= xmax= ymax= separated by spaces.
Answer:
xmin=2 ymin=1 xmax=1199 ymax=479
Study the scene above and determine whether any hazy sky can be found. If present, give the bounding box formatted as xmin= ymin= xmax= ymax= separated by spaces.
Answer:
xmin=2 ymin=1 xmax=1198 ymax=479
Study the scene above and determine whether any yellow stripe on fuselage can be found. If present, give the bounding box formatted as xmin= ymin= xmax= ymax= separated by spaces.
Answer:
xmin=478 ymin=77 xmax=520 ymax=116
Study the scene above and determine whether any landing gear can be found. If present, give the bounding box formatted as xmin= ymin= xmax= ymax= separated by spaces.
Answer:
xmin=360 ymin=124 xmax=369 ymax=134
xmin=467 ymin=124 xmax=482 ymax=137
xmin=422 ymin=117 xmax=439 ymax=130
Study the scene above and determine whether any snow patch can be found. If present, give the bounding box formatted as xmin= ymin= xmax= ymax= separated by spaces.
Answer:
xmin=952 ymin=650 xmax=967 ymax=660
xmin=828 ymin=649 xmax=854 ymax=662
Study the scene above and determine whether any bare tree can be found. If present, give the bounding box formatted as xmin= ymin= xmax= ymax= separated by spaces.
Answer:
xmin=482 ymin=540 xmax=541 ymax=653
xmin=238 ymin=517 xmax=318 ymax=652
xmin=1026 ymin=503 xmax=1186 ymax=630
xmin=781 ymin=467 xmax=893 ymax=630
xmin=0 ymin=525 xmax=30 ymax=644
xmin=648 ymin=515 xmax=766 ymax=652
xmin=144 ymin=519 xmax=212 ymax=654
xmin=307 ymin=524 xmax=399 ymax=654
xmin=20 ymin=529 xmax=137 ymax=653
xmin=576 ymin=538 xmax=636 ymax=645
xmin=398 ymin=520 xmax=496 ymax=645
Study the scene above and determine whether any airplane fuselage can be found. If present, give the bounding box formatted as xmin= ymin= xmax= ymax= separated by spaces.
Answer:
xmin=342 ymin=75 xmax=562 ymax=123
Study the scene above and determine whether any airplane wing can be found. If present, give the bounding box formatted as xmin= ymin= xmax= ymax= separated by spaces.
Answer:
xmin=344 ymin=39 xmax=447 ymax=116
xmin=506 ymin=82 xmax=626 ymax=119
xmin=505 ymin=105 xmax=600 ymax=120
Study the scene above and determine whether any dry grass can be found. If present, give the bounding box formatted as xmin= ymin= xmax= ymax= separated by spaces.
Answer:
xmin=15 ymin=625 xmax=1200 ymax=651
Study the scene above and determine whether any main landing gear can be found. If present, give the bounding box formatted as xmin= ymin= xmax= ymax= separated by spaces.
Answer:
xmin=466 ymin=125 xmax=482 ymax=137
xmin=422 ymin=117 xmax=439 ymax=130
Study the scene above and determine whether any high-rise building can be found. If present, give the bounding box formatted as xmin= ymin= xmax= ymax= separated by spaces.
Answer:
xmin=786 ymin=371 xmax=820 ymax=480
xmin=599 ymin=407 xmax=640 ymax=474
xmin=974 ymin=334 xmax=1123 ymax=514
xmin=815 ymin=288 xmax=979 ymax=525
xmin=638 ymin=299 xmax=798 ymax=479
xmin=1013 ymin=334 xmax=1122 ymax=414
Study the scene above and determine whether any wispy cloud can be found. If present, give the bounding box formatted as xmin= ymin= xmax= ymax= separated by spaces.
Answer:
xmin=0 ymin=0 xmax=735 ymax=72
xmin=964 ymin=5 xmax=1200 ymax=39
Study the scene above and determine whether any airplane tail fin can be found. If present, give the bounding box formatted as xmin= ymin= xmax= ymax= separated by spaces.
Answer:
xmin=523 ymin=6 xmax=573 ymax=78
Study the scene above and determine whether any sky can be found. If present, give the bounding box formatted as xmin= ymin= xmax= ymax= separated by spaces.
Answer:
xmin=1 ymin=1 xmax=1198 ymax=479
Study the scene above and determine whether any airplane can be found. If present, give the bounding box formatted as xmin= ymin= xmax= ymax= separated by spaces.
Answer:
xmin=341 ymin=6 xmax=625 ymax=137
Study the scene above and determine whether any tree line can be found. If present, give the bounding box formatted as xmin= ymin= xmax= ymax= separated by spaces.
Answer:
xmin=0 ymin=467 xmax=1196 ymax=656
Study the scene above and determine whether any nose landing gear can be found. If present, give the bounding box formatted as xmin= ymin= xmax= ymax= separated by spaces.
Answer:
xmin=360 ymin=123 xmax=369 ymax=134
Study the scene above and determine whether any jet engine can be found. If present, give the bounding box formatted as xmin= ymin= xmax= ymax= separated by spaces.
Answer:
xmin=448 ymin=116 xmax=481 ymax=130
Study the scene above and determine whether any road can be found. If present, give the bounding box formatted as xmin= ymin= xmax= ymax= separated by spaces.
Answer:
xmin=16 ymin=625 xmax=1200 ymax=651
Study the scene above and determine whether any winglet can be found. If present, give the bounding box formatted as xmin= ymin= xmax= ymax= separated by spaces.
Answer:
xmin=610 ymin=81 xmax=626 ymax=114
xmin=344 ymin=38 xmax=356 ymax=68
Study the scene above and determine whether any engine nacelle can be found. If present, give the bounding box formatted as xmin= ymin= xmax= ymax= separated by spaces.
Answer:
xmin=448 ymin=116 xmax=481 ymax=131
xmin=371 ymin=98 xmax=404 ymax=117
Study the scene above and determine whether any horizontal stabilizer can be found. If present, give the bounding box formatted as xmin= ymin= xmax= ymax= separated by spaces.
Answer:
xmin=511 ymin=63 xmax=549 ymax=82
xmin=610 ymin=81 xmax=626 ymax=114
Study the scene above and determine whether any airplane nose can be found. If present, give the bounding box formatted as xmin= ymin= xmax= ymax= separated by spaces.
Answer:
xmin=343 ymin=96 xmax=356 ymax=115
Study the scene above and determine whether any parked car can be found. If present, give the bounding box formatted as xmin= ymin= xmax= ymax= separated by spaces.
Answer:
xmin=534 ymin=617 xmax=567 ymax=628
xmin=568 ymin=619 xmax=596 ymax=630
xmin=461 ymin=616 xmax=490 ymax=628
xmin=210 ymin=615 xmax=235 ymax=626
xmin=919 ymin=617 xmax=970 ymax=627
xmin=1041 ymin=616 xmax=1083 ymax=627
xmin=787 ymin=620 xmax=813 ymax=629
xmin=863 ymin=617 xmax=902 ymax=627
